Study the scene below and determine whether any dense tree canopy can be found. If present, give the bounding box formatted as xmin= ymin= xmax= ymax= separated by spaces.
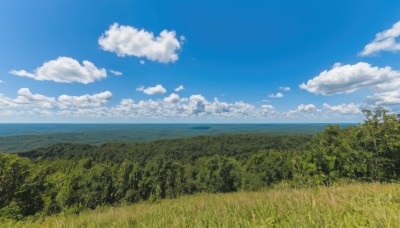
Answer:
xmin=1 ymin=108 xmax=399 ymax=220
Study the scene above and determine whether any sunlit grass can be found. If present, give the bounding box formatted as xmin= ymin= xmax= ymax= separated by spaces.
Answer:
xmin=6 ymin=183 xmax=400 ymax=228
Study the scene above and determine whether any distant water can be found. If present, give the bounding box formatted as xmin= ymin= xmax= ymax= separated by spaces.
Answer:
xmin=0 ymin=123 xmax=357 ymax=152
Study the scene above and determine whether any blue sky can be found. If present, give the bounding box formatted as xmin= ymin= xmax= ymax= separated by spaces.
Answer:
xmin=1 ymin=0 xmax=400 ymax=123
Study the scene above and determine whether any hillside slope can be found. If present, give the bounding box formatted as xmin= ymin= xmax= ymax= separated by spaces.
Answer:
xmin=8 ymin=183 xmax=400 ymax=228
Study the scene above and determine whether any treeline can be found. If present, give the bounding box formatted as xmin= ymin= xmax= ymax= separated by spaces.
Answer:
xmin=1 ymin=108 xmax=400 ymax=220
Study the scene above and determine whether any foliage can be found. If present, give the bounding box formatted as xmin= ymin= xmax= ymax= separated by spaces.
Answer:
xmin=0 ymin=108 xmax=399 ymax=220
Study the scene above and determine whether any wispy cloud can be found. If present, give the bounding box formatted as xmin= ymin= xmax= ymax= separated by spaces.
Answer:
xmin=174 ymin=85 xmax=184 ymax=92
xmin=268 ymin=92 xmax=284 ymax=98
xmin=360 ymin=21 xmax=400 ymax=56
xmin=279 ymin=86 xmax=291 ymax=92
xmin=109 ymin=70 xmax=123 ymax=76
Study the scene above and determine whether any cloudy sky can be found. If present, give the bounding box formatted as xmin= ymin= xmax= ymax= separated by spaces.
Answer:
xmin=1 ymin=0 xmax=400 ymax=123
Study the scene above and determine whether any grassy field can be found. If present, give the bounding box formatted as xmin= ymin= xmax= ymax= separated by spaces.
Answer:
xmin=5 ymin=183 xmax=400 ymax=228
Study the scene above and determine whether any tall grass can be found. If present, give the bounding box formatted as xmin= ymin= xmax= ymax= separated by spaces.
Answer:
xmin=6 ymin=183 xmax=400 ymax=227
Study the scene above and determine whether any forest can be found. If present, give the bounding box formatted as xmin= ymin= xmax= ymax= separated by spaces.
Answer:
xmin=1 ymin=108 xmax=400 ymax=221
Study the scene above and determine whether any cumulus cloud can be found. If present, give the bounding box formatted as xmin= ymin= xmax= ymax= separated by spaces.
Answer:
xmin=360 ymin=21 xmax=400 ymax=56
xmin=268 ymin=92 xmax=284 ymax=98
xmin=15 ymin=88 xmax=56 ymax=108
xmin=323 ymin=103 xmax=361 ymax=114
xmin=301 ymin=62 xmax=400 ymax=106
xmin=0 ymin=89 xmax=114 ymax=117
xmin=174 ymin=85 xmax=184 ymax=92
xmin=109 ymin=70 xmax=123 ymax=76
xmin=188 ymin=95 xmax=207 ymax=114
xmin=207 ymin=98 xmax=230 ymax=114
xmin=300 ymin=62 xmax=400 ymax=95
xmin=260 ymin=105 xmax=276 ymax=115
xmin=108 ymin=94 xmax=259 ymax=119
xmin=367 ymin=90 xmax=400 ymax=106
xmin=285 ymin=104 xmax=315 ymax=118
xmin=58 ymin=91 xmax=112 ymax=108
xmin=136 ymin=84 xmax=167 ymax=95
xmin=297 ymin=104 xmax=317 ymax=112
xmin=9 ymin=57 xmax=107 ymax=84
xmin=163 ymin=93 xmax=180 ymax=103
xmin=285 ymin=103 xmax=321 ymax=118
xmin=0 ymin=88 xmax=368 ymax=121
xmin=99 ymin=23 xmax=184 ymax=63
xmin=279 ymin=86 xmax=291 ymax=92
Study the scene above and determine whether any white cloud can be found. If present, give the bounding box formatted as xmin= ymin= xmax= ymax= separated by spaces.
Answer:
xmin=140 ymin=60 xmax=145 ymax=65
xmin=228 ymin=102 xmax=256 ymax=117
xmin=188 ymin=94 xmax=207 ymax=114
xmin=15 ymin=88 xmax=56 ymax=108
xmin=0 ymin=89 xmax=114 ymax=117
xmin=268 ymin=92 xmax=284 ymax=98
xmin=112 ymin=99 xmax=164 ymax=118
xmin=332 ymin=62 xmax=343 ymax=68
xmin=360 ymin=21 xmax=400 ymax=56
xmin=0 ymin=80 xmax=3 ymax=83
xmin=99 ymin=23 xmax=184 ymax=63
xmin=279 ymin=87 xmax=291 ymax=92
xmin=56 ymin=106 xmax=111 ymax=118
xmin=300 ymin=62 xmax=400 ymax=95
xmin=0 ymin=88 xmax=368 ymax=121
xmin=323 ymin=103 xmax=361 ymax=114
xmin=163 ymin=93 xmax=180 ymax=103
xmin=58 ymin=91 xmax=112 ymax=108
xmin=260 ymin=105 xmax=276 ymax=114
xmin=0 ymin=88 xmax=57 ymax=117
xmin=174 ymin=85 xmax=184 ymax=92
xmin=367 ymin=90 xmax=400 ymax=106
xmin=0 ymin=95 xmax=16 ymax=108
xmin=261 ymin=104 xmax=274 ymax=110
xmin=137 ymin=84 xmax=167 ymax=95
xmin=112 ymin=95 xmax=258 ymax=118
xmin=297 ymin=104 xmax=317 ymax=112
xmin=285 ymin=103 xmax=320 ymax=118
xmin=301 ymin=62 xmax=400 ymax=106
xmin=10 ymin=57 xmax=107 ymax=84
xmin=109 ymin=70 xmax=123 ymax=76
xmin=207 ymin=98 xmax=230 ymax=114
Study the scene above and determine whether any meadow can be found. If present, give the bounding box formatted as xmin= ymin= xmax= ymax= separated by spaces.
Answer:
xmin=6 ymin=183 xmax=400 ymax=228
